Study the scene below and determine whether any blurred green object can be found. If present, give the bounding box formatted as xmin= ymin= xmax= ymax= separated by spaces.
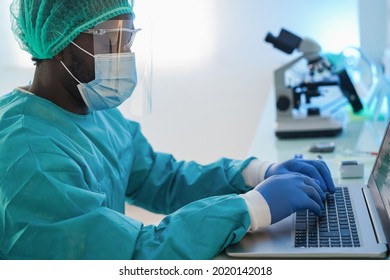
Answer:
xmin=325 ymin=47 xmax=387 ymax=119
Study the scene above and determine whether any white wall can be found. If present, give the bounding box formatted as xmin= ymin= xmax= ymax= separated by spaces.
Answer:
xmin=358 ymin=0 xmax=387 ymax=65
xmin=0 ymin=1 xmax=35 ymax=92
xmin=124 ymin=0 xmax=360 ymax=163
xmin=0 ymin=0 xmax=360 ymax=164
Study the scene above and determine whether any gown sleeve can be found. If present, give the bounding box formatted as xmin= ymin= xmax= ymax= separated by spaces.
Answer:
xmin=1 ymin=144 xmax=250 ymax=260
xmin=125 ymin=121 xmax=255 ymax=214
xmin=132 ymin=194 xmax=251 ymax=259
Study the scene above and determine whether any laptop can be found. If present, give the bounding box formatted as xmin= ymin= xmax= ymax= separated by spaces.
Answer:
xmin=227 ymin=122 xmax=390 ymax=259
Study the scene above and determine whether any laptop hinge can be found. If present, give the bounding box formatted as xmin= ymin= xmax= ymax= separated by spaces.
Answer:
xmin=362 ymin=188 xmax=387 ymax=244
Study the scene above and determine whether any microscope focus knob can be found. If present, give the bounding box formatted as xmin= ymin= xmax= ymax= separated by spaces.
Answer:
xmin=276 ymin=96 xmax=290 ymax=111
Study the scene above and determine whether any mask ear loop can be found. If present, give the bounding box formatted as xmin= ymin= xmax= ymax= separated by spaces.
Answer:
xmin=60 ymin=41 xmax=95 ymax=84
xmin=60 ymin=61 xmax=82 ymax=84
xmin=70 ymin=41 xmax=95 ymax=58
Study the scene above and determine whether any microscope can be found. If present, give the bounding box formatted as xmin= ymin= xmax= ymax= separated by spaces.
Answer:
xmin=265 ymin=28 xmax=363 ymax=138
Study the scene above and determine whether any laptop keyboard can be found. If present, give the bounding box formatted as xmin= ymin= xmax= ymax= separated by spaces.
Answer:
xmin=294 ymin=187 xmax=360 ymax=248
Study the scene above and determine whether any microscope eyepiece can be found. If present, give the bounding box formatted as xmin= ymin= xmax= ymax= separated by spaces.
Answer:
xmin=265 ymin=33 xmax=277 ymax=44
xmin=264 ymin=28 xmax=302 ymax=54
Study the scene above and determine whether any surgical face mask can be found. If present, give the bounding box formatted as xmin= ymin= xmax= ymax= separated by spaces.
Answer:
xmin=60 ymin=42 xmax=137 ymax=111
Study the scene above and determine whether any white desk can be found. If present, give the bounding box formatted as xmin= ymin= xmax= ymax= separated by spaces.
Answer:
xmin=248 ymin=93 xmax=387 ymax=184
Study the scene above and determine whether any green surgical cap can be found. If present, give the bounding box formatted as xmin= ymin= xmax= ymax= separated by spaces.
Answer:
xmin=10 ymin=0 xmax=135 ymax=59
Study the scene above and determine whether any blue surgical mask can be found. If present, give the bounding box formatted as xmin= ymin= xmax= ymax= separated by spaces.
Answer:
xmin=60 ymin=43 xmax=137 ymax=111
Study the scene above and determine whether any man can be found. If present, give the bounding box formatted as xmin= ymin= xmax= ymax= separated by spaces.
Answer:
xmin=0 ymin=0 xmax=334 ymax=259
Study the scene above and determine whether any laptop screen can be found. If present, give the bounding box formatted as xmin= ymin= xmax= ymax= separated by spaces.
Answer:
xmin=370 ymin=122 xmax=390 ymax=243
xmin=372 ymin=125 xmax=390 ymax=216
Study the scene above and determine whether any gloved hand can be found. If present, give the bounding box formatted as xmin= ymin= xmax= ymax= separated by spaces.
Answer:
xmin=255 ymin=173 xmax=325 ymax=224
xmin=265 ymin=159 xmax=335 ymax=193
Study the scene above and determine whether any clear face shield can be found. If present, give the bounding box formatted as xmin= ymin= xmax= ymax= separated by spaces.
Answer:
xmin=80 ymin=19 xmax=153 ymax=114
xmin=123 ymin=21 xmax=154 ymax=116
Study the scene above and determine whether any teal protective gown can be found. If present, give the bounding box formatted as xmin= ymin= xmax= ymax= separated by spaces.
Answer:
xmin=0 ymin=89 xmax=253 ymax=259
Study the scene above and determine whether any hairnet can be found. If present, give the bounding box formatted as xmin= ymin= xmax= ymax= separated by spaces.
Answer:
xmin=10 ymin=0 xmax=135 ymax=59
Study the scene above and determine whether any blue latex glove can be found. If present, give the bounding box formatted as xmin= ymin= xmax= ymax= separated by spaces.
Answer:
xmin=255 ymin=173 xmax=326 ymax=224
xmin=265 ymin=159 xmax=335 ymax=193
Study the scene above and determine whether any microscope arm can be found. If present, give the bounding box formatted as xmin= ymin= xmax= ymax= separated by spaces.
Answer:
xmin=266 ymin=28 xmax=332 ymax=118
xmin=274 ymin=55 xmax=304 ymax=117
xmin=298 ymin=37 xmax=322 ymax=63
